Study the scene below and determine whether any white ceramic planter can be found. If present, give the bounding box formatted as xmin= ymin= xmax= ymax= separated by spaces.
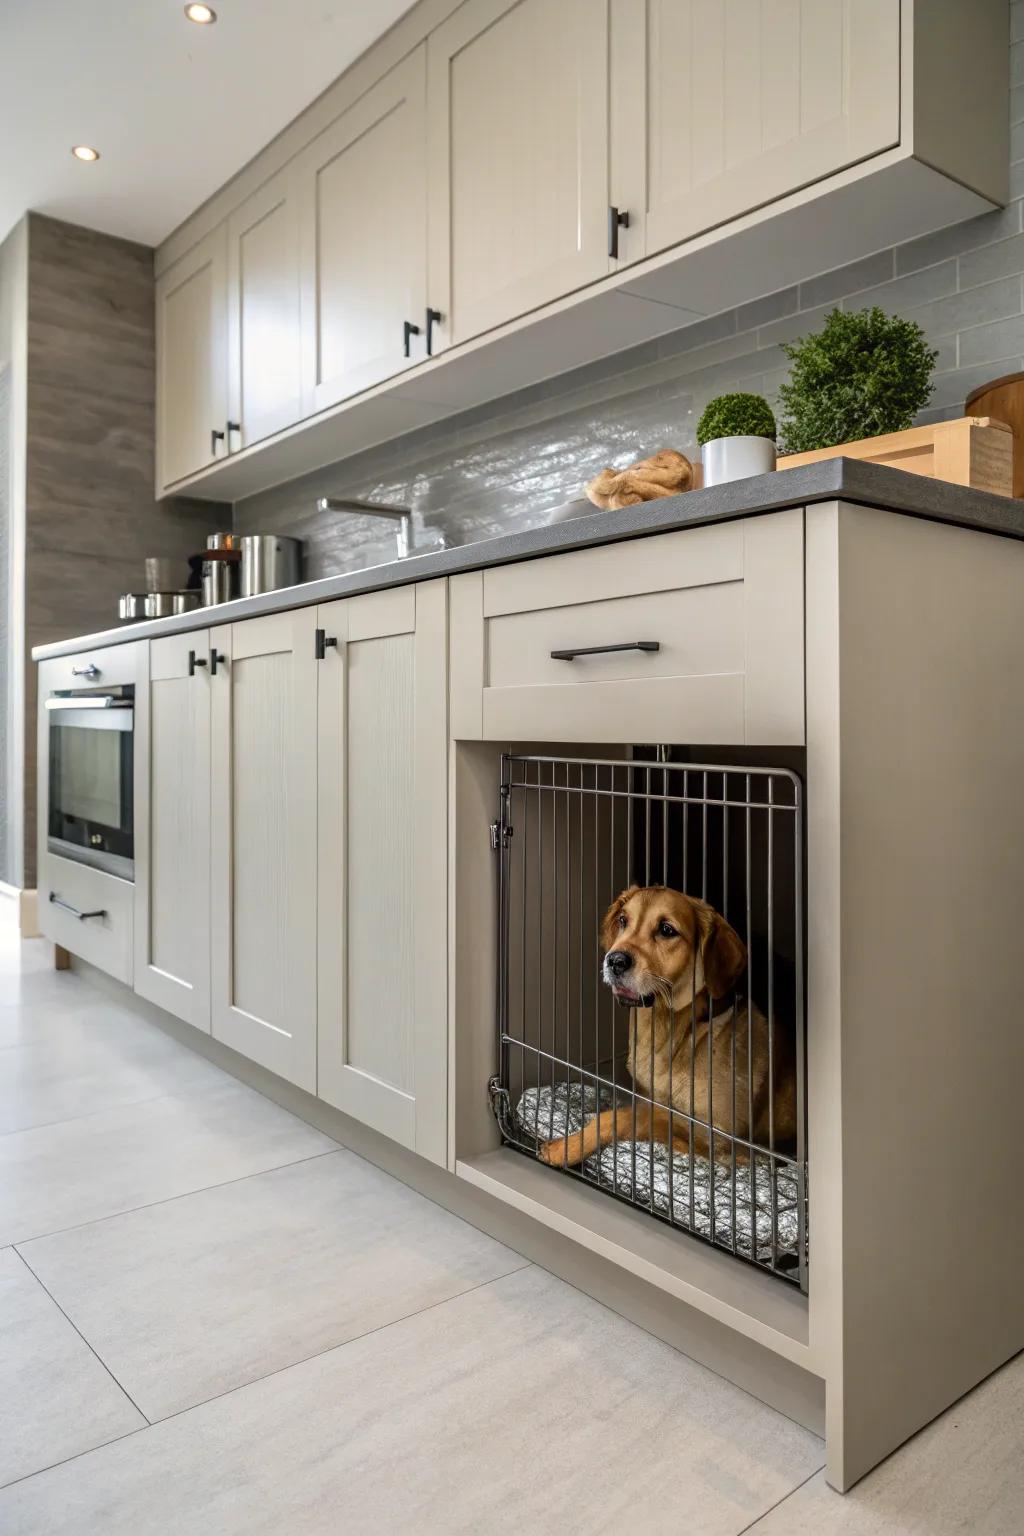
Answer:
xmin=701 ymin=435 xmax=777 ymax=487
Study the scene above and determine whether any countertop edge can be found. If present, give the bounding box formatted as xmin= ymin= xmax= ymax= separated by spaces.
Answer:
xmin=31 ymin=460 xmax=1024 ymax=661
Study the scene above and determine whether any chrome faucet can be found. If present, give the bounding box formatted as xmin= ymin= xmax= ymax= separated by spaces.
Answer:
xmin=315 ymin=496 xmax=446 ymax=560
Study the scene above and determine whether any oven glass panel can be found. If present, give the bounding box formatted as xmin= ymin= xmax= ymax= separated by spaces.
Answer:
xmin=48 ymin=699 xmax=134 ymax=878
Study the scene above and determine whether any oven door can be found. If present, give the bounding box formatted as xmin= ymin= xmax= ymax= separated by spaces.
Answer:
xmin=46 ymin=693 xmax=135 ymax=880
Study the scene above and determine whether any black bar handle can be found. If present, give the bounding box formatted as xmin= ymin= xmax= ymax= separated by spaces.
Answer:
xmin=551 ymin=640 xmax=659 ymax=661
xmin=188 ymin=649 xmax=207 ymax=677
xmin=211 ymin=427 xmax=225 ymax=456
xmin=210 ymin=649 xmax=226 ymax=675
xmin=425 ymin=307 xmax=443 ymax=356
xmin=314 ymin=629 xmax=339 ymax=660
xmin=403 ymin=319 xmax=421 ymax=357
xmin=226 ymin=420 xmax=241 ymax=451
xmin=49 ymin=892 xmax=107 ymax=921
xmin=608 ymin=205 xmax=630 ymax=259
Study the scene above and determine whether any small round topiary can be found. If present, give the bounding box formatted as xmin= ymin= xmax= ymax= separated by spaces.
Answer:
xmin=777 ymin=306 xmax=938 ymax=455
xmin=696 ymin=392 xmax=777 ymax=446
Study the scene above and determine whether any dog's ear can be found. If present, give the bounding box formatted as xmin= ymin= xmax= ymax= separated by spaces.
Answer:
xmin=601 ymin=886 xmax=639 ymax=951
xmin=697 ymin=904 xmax=747 ymax=998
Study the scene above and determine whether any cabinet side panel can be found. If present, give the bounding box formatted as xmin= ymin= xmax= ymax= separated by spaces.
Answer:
xmin=829 ymin=504 xmax=1024 ymax=1488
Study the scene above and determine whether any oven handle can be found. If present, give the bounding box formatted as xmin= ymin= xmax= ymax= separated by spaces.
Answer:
xmin=49 ymin=893 xmax=108 ymax=921
xmin=44 ymin=696 xmax=133 ymax=711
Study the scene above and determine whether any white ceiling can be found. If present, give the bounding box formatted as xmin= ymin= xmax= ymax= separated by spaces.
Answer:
xmin=0 ymin=0 xmax=419 ymax=248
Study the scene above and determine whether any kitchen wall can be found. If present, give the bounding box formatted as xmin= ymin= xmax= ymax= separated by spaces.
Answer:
xmin=19 ymin=214 xmax=219 ymax=888
xmin=235 ymin=5 xmax=1024 ymax=578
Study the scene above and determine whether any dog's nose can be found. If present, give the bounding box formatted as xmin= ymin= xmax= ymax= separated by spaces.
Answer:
xmin=605 ymin=950 xmax=633 ymax=976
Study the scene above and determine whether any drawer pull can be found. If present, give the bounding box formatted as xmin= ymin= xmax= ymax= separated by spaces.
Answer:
xmin=70 ymin=663 xmax=101 ymax=679
xmin=550 ymin=640 xmax=660 ymax=661
xmin=49 ymin=893 xmax=107 ymax=922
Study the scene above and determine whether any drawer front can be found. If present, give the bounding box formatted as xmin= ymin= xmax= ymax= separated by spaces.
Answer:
xmin=39 ymin=640 xmax=143 ymax=696
xmin=39 ymin=854 xmax=133 ymax=984
xmin=450 ymin=509 xmax=804 ymax=745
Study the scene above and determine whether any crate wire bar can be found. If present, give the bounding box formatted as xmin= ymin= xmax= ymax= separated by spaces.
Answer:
xmin=490 ymin=753 xmax=808 ymax=1290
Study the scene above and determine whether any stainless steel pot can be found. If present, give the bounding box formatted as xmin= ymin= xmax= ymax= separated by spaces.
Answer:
xmin=144 ymin=557 xmax=181 ymax=593
xmin=143 ymin=591 xmax=202 ymax=619
xmin=240 ymin=535 xmax=302 ymax=597
xmin=201 ymin=533 xmax=240 ymax=607
xmin=118 ymin=593 xmax=149 ymax=622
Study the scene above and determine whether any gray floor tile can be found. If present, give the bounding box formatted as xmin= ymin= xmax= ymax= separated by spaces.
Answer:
xmin=22 ymin=1151 xmax=528 ymax=1420
xmin=0 ymin=1265 xmax=823 ymax=1535
xmin=0 ymin=1081 xmax=337 ymax=1245
xmin=746 ymin=1351 xmax=1024 ymax=1535
xmin=0 ymin=1246 xmax=144 ymax=1489
xmin=0 ymin=1009 xmax=226 ymax=1132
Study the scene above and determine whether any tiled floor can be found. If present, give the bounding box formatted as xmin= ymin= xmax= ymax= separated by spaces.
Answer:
xmin=1 ymin=930 xmax=1021 ymax=1533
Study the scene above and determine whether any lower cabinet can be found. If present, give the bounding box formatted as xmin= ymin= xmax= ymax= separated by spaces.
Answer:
xmin=134 ymin=631 xmax=213 ymax=1029
xmin=315 ymin=581 xmax=448 ymax=1166
xmin=210 ymin=609 xmax=319 ymax=1091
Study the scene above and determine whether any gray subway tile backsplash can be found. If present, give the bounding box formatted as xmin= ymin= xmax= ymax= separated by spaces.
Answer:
xmin=235 ymin=28 xmax=1024 ymax=573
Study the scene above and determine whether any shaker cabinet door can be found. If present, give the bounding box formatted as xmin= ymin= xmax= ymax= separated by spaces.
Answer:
xmin=227 ymin=166 xmax=303 ymax=450
xmin=316 ymin=581 xmax=448 ymax=1166
xmin=210 ymin=611 xmax=318 ymax=1091
xmin=615 ymin=0 xmax=900 ymax=261
xmin=156 ymin=225 xmax=228 ymax=489
xmin=298 ymin=47 xmax=428 ymax=413
xmin=134 ymin=632 xmax=212 ymax=1030
xmin=426 ymin=0 xmax=611 ymax=350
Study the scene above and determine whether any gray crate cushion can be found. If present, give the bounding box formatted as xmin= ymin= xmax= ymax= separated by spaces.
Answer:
xmin=515 ymin=1082 xmax=800 ymax=1268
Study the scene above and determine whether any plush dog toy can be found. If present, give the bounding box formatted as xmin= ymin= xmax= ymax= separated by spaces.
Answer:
xmin=586 ymin=447 xmax=694 ymax=509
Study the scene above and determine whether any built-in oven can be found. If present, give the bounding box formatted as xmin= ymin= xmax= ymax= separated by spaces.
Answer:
xmin=45 ymin=683 xmax=135 ymax=880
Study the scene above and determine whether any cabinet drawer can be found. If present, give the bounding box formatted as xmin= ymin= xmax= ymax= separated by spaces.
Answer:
xmin=40 ymin=640 xmax=142 ymax=695
xmin=39 ymin=854 xmax=133 ymax=985
xmin=450 ymin=509 xmax=804 ymax=745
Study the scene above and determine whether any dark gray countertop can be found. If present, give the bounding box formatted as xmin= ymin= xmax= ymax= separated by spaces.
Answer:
xmin=31 ymin=458 xmax=1024 ymax=661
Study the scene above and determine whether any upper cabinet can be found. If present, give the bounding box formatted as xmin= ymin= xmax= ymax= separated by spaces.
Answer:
xmin=426 ymin=0 xmax=610 ymax=350
xmin=297 ymin=47 xmax=428 ymax=411
xmin=614 ymin=0 xmax=900 ymax=261
xmin=155 ymin=225 xmax=227 ymax=488
xmin=154 ymin=0 xmax=1008 ymax=500
xmin=226 ymin=166 xmax=303 ymax=451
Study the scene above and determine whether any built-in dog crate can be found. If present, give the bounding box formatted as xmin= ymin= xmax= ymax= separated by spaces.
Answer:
xmin=488 ymin=750 xmax=807 ymax=1290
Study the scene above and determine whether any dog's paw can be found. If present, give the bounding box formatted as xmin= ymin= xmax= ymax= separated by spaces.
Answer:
xmin=536 ymin=1139 xmax=566 ymax=1166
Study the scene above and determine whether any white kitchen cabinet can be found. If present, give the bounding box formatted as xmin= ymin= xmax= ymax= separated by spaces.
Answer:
xmin=426 ymin=0 xmax=610 ymax=349
xmin=316 ymin=580 xmax=448 ymax=1166
xmin=298 ymin=47 xmax=428 ymax=412
xmin=210 ymin=611 xmax=318 ymax=1091
xmin=133 ymin=632 xmax=212 ymax=1030
xmin=227 ymin=166 xmax=303 ymax=450
xmin=612 ymin=0 xmax=900 ymax=263
xmin=155 ymin=225 xmax=228 ymax=490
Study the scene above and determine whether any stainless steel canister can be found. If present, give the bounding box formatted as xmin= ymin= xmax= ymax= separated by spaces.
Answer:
xmin=143 ymin=591 xmax=203 ymax=619
xmin=118 ymin=592 xmax=149 ymax=622
xmin=143 ymin=557 xmax=181 ymax=593
xmin=239 ymin=535 xmax=302 ymax=597
xmin=202 ymin=533 xmax=239 ymax=606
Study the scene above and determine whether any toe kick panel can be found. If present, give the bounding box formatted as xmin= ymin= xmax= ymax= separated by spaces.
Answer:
xmin=449 ymin=508 xmax=805 ymax=745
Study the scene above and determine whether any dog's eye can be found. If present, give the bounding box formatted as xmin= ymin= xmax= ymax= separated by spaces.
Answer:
xmin=657 ymin=920 xmax=678 ymax=939
xmin=617 ymin=911 xmax=627 ymax=929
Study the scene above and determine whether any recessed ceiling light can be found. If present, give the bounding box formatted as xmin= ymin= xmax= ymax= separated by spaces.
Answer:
xmin=184 ymin=3 xmax=217 ymax=22
xmin=71 ymin=145 xmax=100 ymax=162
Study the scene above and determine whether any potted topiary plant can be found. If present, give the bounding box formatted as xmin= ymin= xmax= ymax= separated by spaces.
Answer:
xmin=696 ymin=393 xmax=777 ymax=486
xmin=777 ymin=306 xmax=938 ymax=454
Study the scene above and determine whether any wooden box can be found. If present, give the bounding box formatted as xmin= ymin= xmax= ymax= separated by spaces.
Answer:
xmin=776 ymin=415 xmax=1014 ymax=496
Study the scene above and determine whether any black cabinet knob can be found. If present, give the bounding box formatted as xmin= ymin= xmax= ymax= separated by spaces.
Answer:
xmin=403 ymin=320 xmax=421 ymax=357
xmin=608 ymin=206 xmax=630 ymax=259
xmin=425 ymin=307 xmax=443 ymax=356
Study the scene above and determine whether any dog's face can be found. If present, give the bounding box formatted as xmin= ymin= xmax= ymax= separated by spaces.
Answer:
xmin=600 ymin=885 xmax=747 ymax=1010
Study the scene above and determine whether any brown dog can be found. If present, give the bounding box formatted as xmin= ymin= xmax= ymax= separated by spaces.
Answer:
xmin=537 ymin=885 xmax=796 ymax=1168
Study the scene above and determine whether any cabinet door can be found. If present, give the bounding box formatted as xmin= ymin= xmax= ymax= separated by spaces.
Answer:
xmin=615 ymin=0 xmax=900 ymax=260
xmin=134 ymin=633 xmax=212 ymax=1029
xmin=156 ymin=225 xmax=228 ymax=489
xmin=427 ymin=0 xmax=610 ymax=349
xmin=210 ymin=611 xmax=318 ymax=1091
xmin=227 ymin=167 xmax=303 ymax=450
xmin=298 ymin=48 xmax=427 ymax=413
xmin=317 ymin=581 xmax=448 ymax=1165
